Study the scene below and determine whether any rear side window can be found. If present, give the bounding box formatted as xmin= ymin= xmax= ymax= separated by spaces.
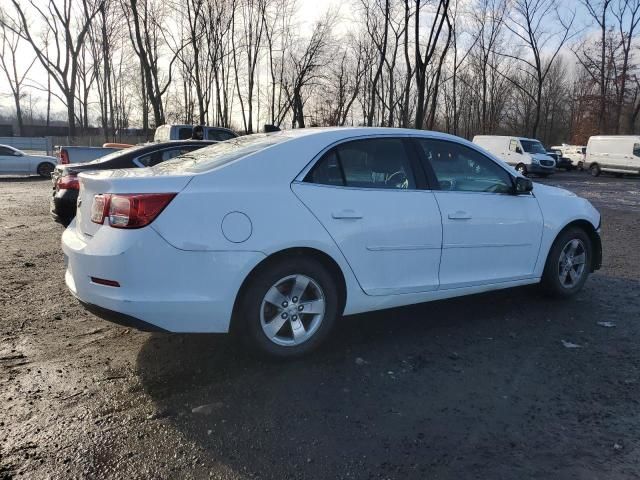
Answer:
xmin=206 ymin=129 xmax=236 ymax=141
xmin=305 ymin=138 xmax=416 ymax=190
xmin=633 ymin=144 xmax=640 ymax=157
xmin=136 ymin=146 xmax=200 ymax=167
xmin=178 ymin=127 xmax=193 ymax=140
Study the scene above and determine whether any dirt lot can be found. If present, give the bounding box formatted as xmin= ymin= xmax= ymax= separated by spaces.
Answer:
xmin=1 ymin=172 xmax=639 ymax=479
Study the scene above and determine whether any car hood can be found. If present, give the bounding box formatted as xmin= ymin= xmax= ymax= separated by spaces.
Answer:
xmin=532 ymin=182 xmax=576 ymax=198
xmin=532 ymin=153 xmax=554 ymax=162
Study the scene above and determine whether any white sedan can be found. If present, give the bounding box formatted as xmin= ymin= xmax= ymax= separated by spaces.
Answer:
xmin=0 ymin=144 xmax=57 ymax=177
xmin=62 ymin=128 xmax=602 ymax=357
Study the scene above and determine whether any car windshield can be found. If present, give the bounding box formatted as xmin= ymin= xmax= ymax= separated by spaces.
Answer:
xmin=153 ymin=133 xmax=289 ymax=174
xmin=520 ymin=140 xmax=546 ymax=154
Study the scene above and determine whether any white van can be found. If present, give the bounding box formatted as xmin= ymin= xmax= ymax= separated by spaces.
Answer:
xmin=585 ymin=135 xmax=640 ymax=176
xmin=154 ymin=124 xmax=237 ymax=142
xmin=551 ymin=144 xmax=586 ymax=169
xmin=472 ymin=135 xmax=556 ymax=176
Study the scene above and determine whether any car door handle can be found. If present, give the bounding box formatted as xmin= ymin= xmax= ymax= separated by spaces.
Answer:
xmin=332 ymin=209 xmax=363 ymax=219
xmin=448 ymin=211 xmax=472 ymax=220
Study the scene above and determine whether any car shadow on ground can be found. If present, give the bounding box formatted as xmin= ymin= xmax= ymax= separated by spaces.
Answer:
xmin=135 ymin=274 xmax=640 ymax=478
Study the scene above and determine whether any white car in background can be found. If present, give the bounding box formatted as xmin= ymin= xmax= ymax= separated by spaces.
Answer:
xmin=62 ymin=128 xmax=602 ymax=357
xmin=0 ymin=144 xmax=57 ymax=177
xmin=473 ymin=135 xmax=556 ymax=176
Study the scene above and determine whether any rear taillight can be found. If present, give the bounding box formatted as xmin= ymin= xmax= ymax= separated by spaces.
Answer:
xmin=60 ymin=149 xmax=69 ymax=165
xmin=91 ymin=194 xmax=110 ymax=224
xmin=90 ymin=193 xmax=176 ymax=228
xmin=57 ymin=174 xmax=79 ymax=190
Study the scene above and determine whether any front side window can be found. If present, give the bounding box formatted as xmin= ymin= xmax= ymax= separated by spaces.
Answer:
xmin=306 ymin=138 xmax=416 ymax=190
xmin=0 ymin=147 xmax=14 ymax=156
xmin=633 ymin=143 xmax=640 ymax=157
xmin=509 ymin=139 xmax=519 ymax=152
xmin=419 ymin=139 xmax=513 ymax=194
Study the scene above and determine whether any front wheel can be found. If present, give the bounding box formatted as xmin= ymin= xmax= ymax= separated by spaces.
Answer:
xmin=516 ymin=164 xmax=527 ymax=176
xmin=589 ymin=163 xmax=601 ymax=177
xmin=236 ymin=257 xmax=340 ymax=357
xmin=541 ymin=227 xmax=592 ymax=298
xmin=37 ymin=162 xmax=54 ymax=178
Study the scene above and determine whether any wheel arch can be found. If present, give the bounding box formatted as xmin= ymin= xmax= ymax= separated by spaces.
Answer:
xmin=230 ymin=246 xmax=348 ymax=333
xmin=37 ymin=161 xmax=56 ymax=174
xmin=552 ymin=219 xmax=602 ymax=272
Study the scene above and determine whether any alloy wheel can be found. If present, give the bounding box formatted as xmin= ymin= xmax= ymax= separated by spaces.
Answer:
xmin=557 ymin=239 xmax=587 ymax=289
xmin=260 ymin=274 xmax=326 ymax=346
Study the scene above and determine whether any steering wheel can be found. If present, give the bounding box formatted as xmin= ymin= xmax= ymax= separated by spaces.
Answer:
xmin=482 ymin=183 xmax=503 ymax=193
xmin=386 ymin=170 xmax=408 ymax=188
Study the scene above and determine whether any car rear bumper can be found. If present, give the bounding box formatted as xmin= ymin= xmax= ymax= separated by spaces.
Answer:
xmin=77 ymin=300 xmax=169 ymax=332
xmin=62 ymin=223 xmax=265 ymax=333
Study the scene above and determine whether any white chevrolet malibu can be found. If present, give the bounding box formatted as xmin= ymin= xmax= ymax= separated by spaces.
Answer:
xmin=62 ymin=128 xmax=602 ymax=356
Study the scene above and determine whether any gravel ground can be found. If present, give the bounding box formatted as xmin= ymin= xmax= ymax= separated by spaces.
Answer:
xmin=1 ymin=172 xmax=639 ymax=479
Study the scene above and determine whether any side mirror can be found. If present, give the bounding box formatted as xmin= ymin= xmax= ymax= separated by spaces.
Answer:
xmin=14 ymin=151 xmax=22 ymax=156
xmin=514 ymin=176 xmax=533 ymax=194
xmin=515 ymin=147 xmax=523 ymax=154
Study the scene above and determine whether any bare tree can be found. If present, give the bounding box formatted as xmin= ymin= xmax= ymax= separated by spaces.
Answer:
xmin=500 ymin=0 xmax=575 ymax=137
xmin=612 ymin=0 xmax=640 ymax=132
xmin=283 ymin=13 xmax=333 ymax=128
xmin=414 ymin=0 xmax=452 ymax=129
xmin=0 ymin=10 xmax=35 ymax=135
xmin=580 ymin=0 xmax=613 ymax=132
xmin=3 ymin=0 xmax=104 ymax=137
xmin=124 ymin=0 xmax=182 ymax=130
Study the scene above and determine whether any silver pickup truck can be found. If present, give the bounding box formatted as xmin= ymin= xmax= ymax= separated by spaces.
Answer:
xmin=56 ymin=145 xmax=129 ymax=165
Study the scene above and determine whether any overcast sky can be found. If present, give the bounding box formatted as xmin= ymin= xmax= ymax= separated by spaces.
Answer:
xmin=0 ymin=0 xmax=594 ymax=125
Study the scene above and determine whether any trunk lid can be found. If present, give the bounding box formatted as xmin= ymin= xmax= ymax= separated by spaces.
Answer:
xmin=75 ymin=168 xmax=193 ymax=238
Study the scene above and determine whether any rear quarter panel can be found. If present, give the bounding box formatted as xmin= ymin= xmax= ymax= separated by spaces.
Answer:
xmin=150 ymin=136 xmax=370 ymax=314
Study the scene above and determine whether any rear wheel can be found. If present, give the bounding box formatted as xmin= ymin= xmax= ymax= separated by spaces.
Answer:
xmin=37 ymin=162 xmax=54 ymax=178
xmin=589 ymin=163 xmax=601 ymax=177
xmin=237 ymin=257 xmax=339 ymax=357
xmin=516 ymin=163 xmax=527 ymax=176
xmin=541 ymin=227 xmax=592 ymax=298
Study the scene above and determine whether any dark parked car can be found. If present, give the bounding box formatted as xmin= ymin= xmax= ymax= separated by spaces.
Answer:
xmin=547 ymin=149 xmax=573 ymax=171
xmin=51 ymin=140 xmax=215 ymax=226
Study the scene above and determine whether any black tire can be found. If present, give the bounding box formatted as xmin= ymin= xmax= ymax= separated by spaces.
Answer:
xmin=236 ymin=257 xmax=340 ymax=358
xmin=589 ymin=163 xmax=601 ymax=177
xmin=577 ymin=162 xmax=584 ymax=171
xmin=37 ymin=162 xmax=54 ymax=178
xmin=541 ymin=227 xmax=592 ymax=298
xmin=516 ymin=164 xmax=527 ymax=176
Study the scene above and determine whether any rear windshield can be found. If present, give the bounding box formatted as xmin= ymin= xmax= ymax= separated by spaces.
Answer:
xmin=82 ymin=145 xmax=142 ymax=165
xmin=153 ymin=133 xmax=288 ymax=173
